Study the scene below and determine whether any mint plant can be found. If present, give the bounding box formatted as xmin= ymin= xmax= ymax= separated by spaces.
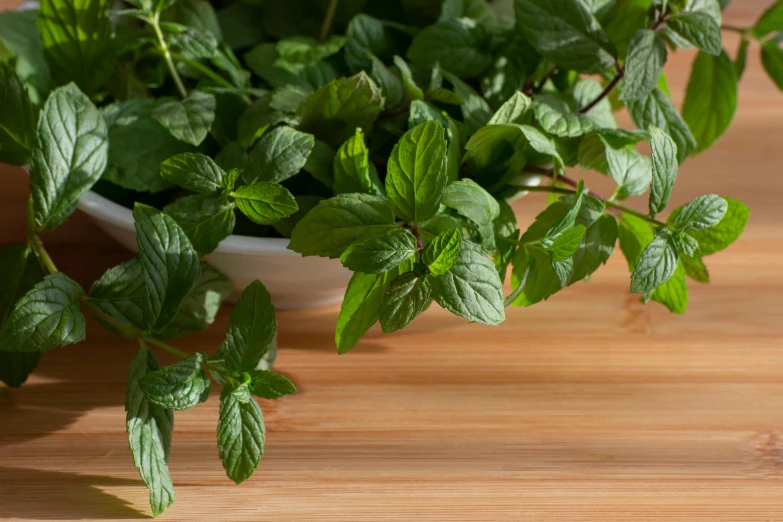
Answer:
xmin=0 ymin=0 xmax=769 ymax=515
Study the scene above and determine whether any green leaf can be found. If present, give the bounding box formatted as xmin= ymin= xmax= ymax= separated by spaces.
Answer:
xmin=0 ymin=351 xmax=42 ymax=388
xmin=407 ymin=19 xmax=492 ymax=79
xmin=386 ymin=120 xmax=448 ymax=225
xmin=513 ymin=0 xmax=616 ymax=73
xmin=0 ymin=10 xmax=51 ymax=102
xmin=153 ymin=90 xmax=216 ymax=146
xmin=761 ymin=40 xmax=783 ymax=91
xmin=248 ymin=370 xmax=296 ymax=400
xmin=289 ymin=194 xmax=397 ymax=258
xmin=0 ymin=272 xmax=85 ymax=353
xmin=345 ymin=14 xmax=393 ymax=72
xmin=139 ymin=353 xmax=210 ymax=410
xmin=244 ymin=43 xmax=336 ymax=91
xmin=244 ymin=126 xmax=315 ymax=185
xmin=163 ymin=195 xmax=236 ymax=256
xmin=441 ymin=179 xmax=500 ymax=249
xmin=231 ymin=183 xmax=299 ymax=225
xmin=276 ymin=35 xmax=345 ymax=64
xmin=298 ymin=72 xmax=384 ymax=148
xmin=87 ymin=258 xmax=145 ymax=335
xmin=754 ymin=0 xmax=783 ymax=37
xmin=668 ymin=194 xmax=728 ymax=232
xmin=488 ymin=91 xmax=532 ymax=125
xmin=650 ymin=261 xmax=688 ymax=314
xmin=340 ymin=228 xmax=418 ymax=274
xmin=38 ymin=0 xmax=112 ymax=94
xmin=134 ymin=204 xmax=201 ymax=331
xmin=735 ymin=37 xmax=749 ymax=79
xmin=102 ymin=99 xmax=195 ymax=193
xmin=509 ymin=247 xmax=562 ymax=306
xmin=0 ymin=63 xmax=37 ymax=165
xmin=236 ymin=95 xmax=293 ymax=150
xmin=622 ymin=29 xmax=666 ymax=102
xmin=533 ymin=97 xmax=596 ymax=138
xmin=30 ymin=84 xmax=109 ymax=230
xmin=667 ymin=12 xmax=722 ymax=56
xmin=677 ymin=197 xmax=748 ymax=255
xmin=393 ymin=55 xmax=425 ymax=101
xmin=443 ymin=71 xmax=493 ymax=133
xmin=545 ymin=225 xmax=586 ymax=262
xmin=648 ymin=126 xmax=678 ymax=217
xmin=333 ymin=128 xmax=384 ymax=196
xmin=167 ymin=26 xmax=218 ymax=59
xmin=336 ymin=261 xmax=412 ymax=354
xmin=369 ymin=54 xmax=405 ymax=110
xmin=431 ymin=240 xmax=505 ymax=325
xmin=125 ymin=347 xmax=175 ymax=517
xmin=423 ymin=228 xmax=461 ymax=276
xmin=269 ymin=86 xmax=310 ymax=114
xmin=163 ymin=0 xmax=223 ymax=40
xmin=627 ymin=88 xmax=697 ymax=162
xmin=155 ymin=262 xmax=233 ymax=340
xmin=574 ymin=78 xmax=616 ymax=129
xmin=217 ymin=385 xmax=265 ymax=484
xmin=303 ymin=139 xmax=335 ymax=188
xmin=160 ymin=153 xmax=227 ymax=193
xmin=682 ymin=254 xmax=710 ymax=283
xmin=682 ymin=51 xmax=738 ymax=154
xmin=603 ymin=138 xmax=651 ymax=199
xmin=212 ymin=280 xmax=276 ymax=373
xmin=379 ymin=272 xmax=432 ymax=333
xmin=569 ymin=213 xmax=618 ymax=284
xmin=630 ymin=229 xmax=678 ymax=293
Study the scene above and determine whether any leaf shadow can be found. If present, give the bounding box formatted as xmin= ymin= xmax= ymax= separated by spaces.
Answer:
xmin=0 ymin=466 xmax=148 ymax=519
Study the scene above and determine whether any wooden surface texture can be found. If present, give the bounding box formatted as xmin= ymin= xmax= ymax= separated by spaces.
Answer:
xmin=1 ymin=1 xmax=783 ymax=520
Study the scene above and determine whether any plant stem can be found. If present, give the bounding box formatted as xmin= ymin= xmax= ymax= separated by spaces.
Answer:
xmin=722 ymin=24 xmax=750 ymax=34
xmin=151 ymin=12 xmax=188 ymax=99
xmin=320 ymin=0 xmax=340 ymax=42
xmin=171 ymin=53 xmax=233 ymax=89
xmin=82 ymin=297 xmax=191 ymax=360
xmin=29 ymin=234 xmax=57 ymax=274
xmin=580 ymin=63 xmax=624 ymax=114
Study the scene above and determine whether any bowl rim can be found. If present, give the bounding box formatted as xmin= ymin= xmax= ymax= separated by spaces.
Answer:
xmin=77 ymin=190 xmax=297 ymax=256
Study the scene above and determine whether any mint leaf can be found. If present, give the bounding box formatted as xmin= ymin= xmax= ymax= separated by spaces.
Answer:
xmin=443 ymin=71 xmax=493 ymax=133
xmin=333 ymin=129 xmax=384 ymax=196
xmin=630 ymin=229 xmax=678 ymax=293
xmin=155 ymin=262 xmax=233 ymax=340
xmin=533 ymin=97 xmax=596 ymax=138
xmin=288 ymin=194 xmax=397 ymax=258
xmin=514 ymin=0 xmax=616 ymax=73
xmin=345 ymin=14 xmax=393 ymax=72
xmin=761 ymin=40 xmax=783 ymax=91
xmin=379 ymin=272 xmax=432 ymax=333
xmin=303 ymin=139 xmax=335 ymax=188
xmin=682 ymin=51 xmax=738 ymax=154
xmin=139 ymin=353 xmax=210 ymax=410
xmin=276 ymin=35 xmax=345 ymax=64
xmin=231 ymin=183 xmax=298 ymax=225
xmin=603 ymin=138 xmax=651 ymax=200
xmin=488 ymin=91 xmax=532 ymax=125
xmin=134 ymin=204 xmax=201 ymax=331
xmin=160 ymin=153 xmax=227 ymax=193
xmin=544 ymin=225 xmax=586 ymax=262
xmin=298 ymin=72 xmax=384 ymax=148
xmin=369 ymin=54 xmax=405 ymax=110
xmin=38 ymin=0 xmax=112 ymax=94
xmin=393 ymin=55 xmax=425 ymax=101
xmin=164 ymin=194 xmax=236 ymax=256
xmin=248 ymin=370 xmax=296 ymax=400
xmin=244 ymin=126 xmax=315 ymax=184
xmin=340 ymin=228 xmax=418 ymax=274
xmin=408 ymin=19 xmax=492 ymax=79
xmin=386 ymin=120 xmax=448 ymax=225
xmin=441 ymin=179 xmax=500 ymax=248
xmin=648 ymin=126 xmax=679 ymax=217
xmin=153 ymin=90 xmax=216 ymax=146
xmin=682 ymin=254 xmax=710 ymax=283
xmin=102 ymin=99 xmax=195 ymax=193
xmin=0 ymin=62 xmax=37 ymax=165
xmin=627 ymin=88 xmax=697 ymax=162
xmin=754 ymin=1 xmax=783 ymax=37
xmin=88 ymin=258 xmax=145 ymax=335
xmin=423 ymin=228 xmax=461 ymax=276
xmin=678 ymin=197 xmax=749 ymax=255
xmin=0 ymin=272 xmax=85 ymax=353
xmin=126 ymin=347 xmax=175 ymax=517
xmin=0 ymin=10 xmax=51 ymax=102
xmin=667 ymin=12 xmax=722 ymax=56
xmin=212 ymin=280 xmax=275 ymax=373
xmin=167 ymin=26 xmax=219 ymax=59
xmin=244 ymin=43 xmax=336 ymax=91
xmin=669 ymin=194 xmax=728 ymax=232
xmin=569 ymin=213 xmax=618 ymax=284
xmin=0 ymin=351 xmax=42 ymax=388
xmin=236 ymin=96 xmax=293 ymax=150
xmin=650 ymin=262 xmax=688 ymax=314
xmin=336 ymin=261 xmax=412 ymax=354
xmin=509 ymin=247 xmax=562 ymax=307
xmin=217 ymin=385 xmax=265 ymax=484
xmin=622 ymin=29 xmax=666 ymax=102
xmin=431 ymin=240 xmax=505 ymax=325
xmin=30 ymin=84 xmax=109 ymax=230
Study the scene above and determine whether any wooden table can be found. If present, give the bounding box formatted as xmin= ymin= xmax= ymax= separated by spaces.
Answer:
xmin=2 ymin=2 xmax=782 ymax=520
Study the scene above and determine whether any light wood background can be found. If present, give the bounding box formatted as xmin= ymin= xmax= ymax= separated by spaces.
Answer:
xmin=2 ymin=1 xmax=782 ymax=520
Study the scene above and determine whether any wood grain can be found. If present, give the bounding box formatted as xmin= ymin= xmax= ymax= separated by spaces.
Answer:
xmin=2 ymin=1 xmax=783 ymax=520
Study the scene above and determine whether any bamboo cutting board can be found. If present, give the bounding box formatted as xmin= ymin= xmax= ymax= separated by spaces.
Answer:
xmin=1 ymin=1 xmax=782 ymax=520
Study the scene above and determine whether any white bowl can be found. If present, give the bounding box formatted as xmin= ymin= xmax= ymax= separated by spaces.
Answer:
xmin=76 ymin=191 xmax=352 ymax=309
